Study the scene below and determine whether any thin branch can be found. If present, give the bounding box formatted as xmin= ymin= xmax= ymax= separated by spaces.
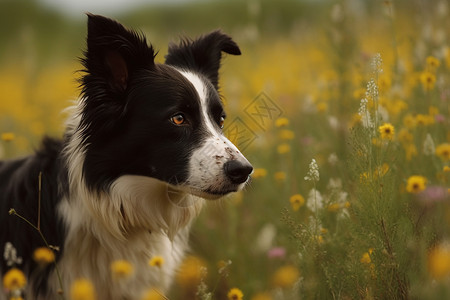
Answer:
xmin=38 ymin=172 xmax=42 ymax=231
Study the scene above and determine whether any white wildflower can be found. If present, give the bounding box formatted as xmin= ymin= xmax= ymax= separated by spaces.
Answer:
xmin=328 ymin=116 xmax=340 ymax=130
xmin=254 ymin=223 xmax=277 ymax=253
xmin=327 ymin=178 xmax=342 ymax=190
xmin=338 ymin=208 xmax=350 ymax=219
xmin=371 ymin=53 xmax=383 ymax=74
xmin=377 ymin=105 xmax=390 ymax=123
xmin=218 ymin=260 xmax=232 ymax=276
xmin=304 ymin=159 xmax=320 ymax=181
xmin=358 ymin=98 xmax=374 ymax=129
xmin=366 ymin=78 xmax=379 ymax=101
xmin=358 ymin=98 xmax=368 ymax=116
xmin=306 ymin=188 xmax=324 ymax=213
xmin=327 ymin=179 xmax=350 ymax=219
xmin=423 ymin=133 xmax=435 ymax=156
xmin=3 ymin=242 xmax=22 ymax=267
xmin=337 ymin=191 xmax=348 ymax=204
xmin=196 ymin=280 xmax=212 ymax=300
xmin=328 ymin=153 xmax=338 ymax=165
xmin=330 ymin=4 xmax=344 ymax=23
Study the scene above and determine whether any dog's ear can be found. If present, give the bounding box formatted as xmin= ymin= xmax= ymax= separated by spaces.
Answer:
xmin=79 ymin=14 xmax=157 ymax=142
xmin=82 ymin=14 xmax=156 ymax=93
xmin=165 ymin=30 xmax=241 ymax=89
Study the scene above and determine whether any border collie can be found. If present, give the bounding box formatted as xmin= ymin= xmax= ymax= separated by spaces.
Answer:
xmin=0 ymin=14 xmax=252 ymax=299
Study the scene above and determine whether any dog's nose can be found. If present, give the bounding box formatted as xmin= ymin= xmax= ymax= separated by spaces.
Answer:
xmin=224 ymin=160 xmax=253 ymax=184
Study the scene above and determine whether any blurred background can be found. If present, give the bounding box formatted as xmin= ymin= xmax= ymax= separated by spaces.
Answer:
xmin=0 ymin=0 xmax=446 ymax=154
xmin=1 ymin=0 xmax=450 ymax=299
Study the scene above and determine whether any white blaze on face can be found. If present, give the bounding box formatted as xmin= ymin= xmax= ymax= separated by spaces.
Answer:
xmin=177 ymin=70 xmax=250 ymax=197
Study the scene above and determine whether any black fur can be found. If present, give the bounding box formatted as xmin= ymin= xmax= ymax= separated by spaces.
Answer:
xmin=0 ymin=138 xmax=66 ymax=296
xmin=165 ymin=30 xmax=241 ymax=89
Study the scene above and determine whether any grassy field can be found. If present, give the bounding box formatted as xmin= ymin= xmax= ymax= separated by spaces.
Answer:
xmin=1 ymin=0 xmax=450 ymax=299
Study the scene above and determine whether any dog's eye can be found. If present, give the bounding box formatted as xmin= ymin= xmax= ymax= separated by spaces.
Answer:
xmin=219 ymin=115 xmax=226 ymax=129
xmin=170 ymin=114 xmax=186 ymax=125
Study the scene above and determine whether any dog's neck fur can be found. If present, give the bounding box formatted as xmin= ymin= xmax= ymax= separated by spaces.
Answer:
xmin=49 ymin=105 xmax=204 ymax=299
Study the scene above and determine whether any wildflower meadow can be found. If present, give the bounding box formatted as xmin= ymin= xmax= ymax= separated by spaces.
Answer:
xmin=1 ymin=0 xmax=450 ymax=299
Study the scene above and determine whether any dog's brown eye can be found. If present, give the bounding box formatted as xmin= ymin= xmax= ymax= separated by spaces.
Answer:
xmin=219 ymin=116 xmax=225 ymax=129
xmin=171 ymin=114 xmax=185 ymax=125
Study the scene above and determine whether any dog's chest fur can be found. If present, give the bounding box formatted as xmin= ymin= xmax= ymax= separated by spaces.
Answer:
xmin=52 ymin=221 xmax=190 ymax=299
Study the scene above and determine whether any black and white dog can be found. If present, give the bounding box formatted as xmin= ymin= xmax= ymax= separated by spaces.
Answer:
xmin=0 ymin=14 xmax=252 ymax=299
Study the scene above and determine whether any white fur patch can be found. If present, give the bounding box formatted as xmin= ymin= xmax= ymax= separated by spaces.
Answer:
xmin=177 ymin=70 xmax=251 ymax=198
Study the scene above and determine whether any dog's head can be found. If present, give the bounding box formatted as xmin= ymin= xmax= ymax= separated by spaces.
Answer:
xmin=77 ymin=14 xmax=252 ymax=200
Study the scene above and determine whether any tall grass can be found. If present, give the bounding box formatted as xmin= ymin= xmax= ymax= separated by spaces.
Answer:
xmin=1 ymin=0 xmax=450 ymax=299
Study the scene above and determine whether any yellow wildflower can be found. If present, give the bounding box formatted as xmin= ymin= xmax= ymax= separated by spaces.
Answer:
xmin=360 ymin=165 xmax=389 ymax=182
xmin=176 ymin=256 xmax=206 ymax=287
xmin=444 ymin=166 xmax=450 ymax=173
xmin=327 ymin=203 xmax=341 ymax=212
xmin=110 ymin=260 xmax=134 ymax=280
xmin=70 ymin=279 xmax=96 ymax=300
xmin=426 ymin=56 xmax=440 ymax=71
xmin=275 ymin=117 xmax=289 ymax=127
xmin=227 ymin=288 xmax=244 ymax=300
xmin=428 ymin=106 xmax=439 ymax=116
xmin=252 ymin=168 xmax=267 ymax=179
xmin=360 ymin=248 xmax=374 ymax=264
xmin=385 ymin=99 xmax=407 ymax=116
xmin=428 ymin=243 xmax=450 ymax=279
xmin=149 ymin=256 xmax=164 ymax=268
xmin=278 ymin=129 xmax=295 ymax=140
xmin=316 ymin=234 xmax=324 ymax=244
xmin=316 ymin=102 xmax=328 ymax=113
xmin=397 ymin=129 xmax=413 ymax=144
xmin=1 ymin=132 xmax=15 ymax=142
xmin=289 ymin=194 xmax=304 ymax=211
xmin=353 ymin=87 xmax=366 ymax=99
xmin=378 ymin=123 xmax=395 ymax=140
xmin=360 ymin=249 xmax=376 ymax=277
xmin=251 ymin=292 xmax=272 ymax=300
xmin=33 ymin=247 xmax=55 ymax=265
xmin=436 ymin=143 xmax=450 ymax=161
xmin=271 ymin=265 xmax=300 ymax=289
xmin=403 ymin=114 xmax=417 ymax=129
xmin=2 ymin=268 xmax=26 ymax=291
xmin=349 ymin=113 xmax=362 ymax=128
xmin=277 ymin=143 xmax=290 ymax=154
xmin=274 ymin=171 xmax=286 ymax=182
xmin=140 ymin=289 xmax=165 ymax=300
xmin=420 ymin=71 xmax=436 ymax=91
xmin=415 ymin=114 xmax=434 ymax=126
xmin=374 ymin=163 xmax=390 ymax=179
xmin=404 ymin=144 xmax=418 ymax=161
xmin=406 ymin=175 xmax=427 ymax=194
xmin=378 ymin=75 xmax=392 ymax=93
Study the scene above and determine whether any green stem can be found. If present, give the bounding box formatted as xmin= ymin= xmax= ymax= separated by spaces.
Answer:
xmin=10 ymin=209 xmax=65 ymax=299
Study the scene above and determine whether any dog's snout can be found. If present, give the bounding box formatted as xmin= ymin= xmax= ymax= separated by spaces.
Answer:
xmin=223 ymin=160 xmax=253 ymax=184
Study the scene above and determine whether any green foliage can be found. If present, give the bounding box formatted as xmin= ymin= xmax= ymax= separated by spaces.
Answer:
xmin=1 ymin=0 xmax=450 ymax=299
